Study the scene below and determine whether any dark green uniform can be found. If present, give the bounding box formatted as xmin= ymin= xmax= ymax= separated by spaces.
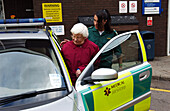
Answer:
xmin=88 ymin=26 xmax=122 ymax=68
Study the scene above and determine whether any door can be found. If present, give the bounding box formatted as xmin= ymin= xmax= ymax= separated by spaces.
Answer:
xmin=76 ymin=30 xmax=152 ymax=111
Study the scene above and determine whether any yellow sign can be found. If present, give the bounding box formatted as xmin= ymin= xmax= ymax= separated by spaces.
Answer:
xmin=42 ymin=3 xmax=62 ymax=23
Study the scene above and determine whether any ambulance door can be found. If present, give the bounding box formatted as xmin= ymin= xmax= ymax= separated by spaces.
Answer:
xmin=76 ymin=30 xmax=152 ymax=111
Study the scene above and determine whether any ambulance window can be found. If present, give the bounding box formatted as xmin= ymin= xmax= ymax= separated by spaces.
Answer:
xmin=111 ymin=33 xmax=142 ymax=71
xmin=0 ymin=39 xmax=68 ymax=99
xmin=94 ymin=33 xmax=142 ymax=71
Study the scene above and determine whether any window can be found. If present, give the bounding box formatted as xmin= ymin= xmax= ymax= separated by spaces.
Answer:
xmin=94 ymin=33 xmax=142 ymax=71
xmin=0 ymin=39 xmax=66 ymax=98
xmin=111 ymin=33 xmax=142 ymax=71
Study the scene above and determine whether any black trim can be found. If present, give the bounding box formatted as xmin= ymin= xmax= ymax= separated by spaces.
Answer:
xmin=82 ymin=76 xmax=117 ymax=85
xmin=78 ymin=15 xmax=139 ymax=26
xmin=0 ymin=92 xmax=69 ymax=111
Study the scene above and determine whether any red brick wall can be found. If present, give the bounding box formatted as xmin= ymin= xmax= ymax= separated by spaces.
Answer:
xmin=33 ymin=0 xmax=168 ymax=56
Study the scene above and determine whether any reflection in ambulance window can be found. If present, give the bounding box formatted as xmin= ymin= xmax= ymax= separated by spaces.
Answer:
xmin=93 ymin=33 xmax=142 ymax=71
xmin=111 ymin=33 xmax=142 ymax=71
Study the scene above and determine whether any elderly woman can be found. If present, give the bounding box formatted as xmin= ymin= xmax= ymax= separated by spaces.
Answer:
xmin=61 ymin=23 xmax=99 ymax=86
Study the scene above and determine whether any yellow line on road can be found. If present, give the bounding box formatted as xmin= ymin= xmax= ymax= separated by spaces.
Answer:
xmin=151 ymin=88 xmax=170 ymax=93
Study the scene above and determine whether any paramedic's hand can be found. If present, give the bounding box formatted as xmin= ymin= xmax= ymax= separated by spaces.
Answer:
xmin=60 ymin=39 xmax=70 ymax=47
xmin=76 ymin=69 xmax=81 ymax=77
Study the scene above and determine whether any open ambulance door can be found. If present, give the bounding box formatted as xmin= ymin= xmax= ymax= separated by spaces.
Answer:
xmin=76 ymin=30 xmax=152 ymax=111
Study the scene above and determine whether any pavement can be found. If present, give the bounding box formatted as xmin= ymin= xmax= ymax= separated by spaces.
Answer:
xmin=149 ymin=56 xmax=170 ymax=81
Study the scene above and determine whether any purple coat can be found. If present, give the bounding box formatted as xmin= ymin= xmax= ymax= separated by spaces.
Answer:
xmin=61 ymin=39 xmax=99 ymax=85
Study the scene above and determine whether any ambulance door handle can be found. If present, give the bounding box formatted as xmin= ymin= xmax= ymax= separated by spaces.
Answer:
xmin=139 ymin=70 xmax=150 ymax=81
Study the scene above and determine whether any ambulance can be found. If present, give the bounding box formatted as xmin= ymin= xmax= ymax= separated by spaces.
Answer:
xmin=0 ymin=18 xmax=152 ymax=111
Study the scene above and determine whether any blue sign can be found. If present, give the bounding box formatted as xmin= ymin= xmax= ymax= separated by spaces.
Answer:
xmin=142 ymin=0 xmax=163 ymax=15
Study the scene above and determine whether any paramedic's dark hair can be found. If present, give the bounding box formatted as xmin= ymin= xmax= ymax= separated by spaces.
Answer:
xmin=95 ymin=9 xmax=112 ymax=33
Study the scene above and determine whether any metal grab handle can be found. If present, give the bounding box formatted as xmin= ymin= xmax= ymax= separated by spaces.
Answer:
xmin=139 ymin=70 xmax=150 ymax=81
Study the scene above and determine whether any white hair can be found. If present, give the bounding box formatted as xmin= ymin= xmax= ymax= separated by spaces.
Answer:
xmin=70 ymin=23 xmax=89 ymax=38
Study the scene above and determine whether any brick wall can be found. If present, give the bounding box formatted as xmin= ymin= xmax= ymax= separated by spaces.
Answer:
xmin=33 ymin=0 xmax=168 ymax=56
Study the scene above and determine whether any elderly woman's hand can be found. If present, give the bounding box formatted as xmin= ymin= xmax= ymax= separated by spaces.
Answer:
xmin=76 ymin=69 xmax=81 ymax=77
xmin=60 ymin=39 xmax=70 ymax=47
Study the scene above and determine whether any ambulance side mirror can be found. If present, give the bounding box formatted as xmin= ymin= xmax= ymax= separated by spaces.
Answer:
xmin=82 ymin=68 xmax=118 ymax=84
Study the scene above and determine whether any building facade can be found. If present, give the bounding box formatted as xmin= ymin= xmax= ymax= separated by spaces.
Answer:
xmin=0 ymin=0 xmax=169 ymax=57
